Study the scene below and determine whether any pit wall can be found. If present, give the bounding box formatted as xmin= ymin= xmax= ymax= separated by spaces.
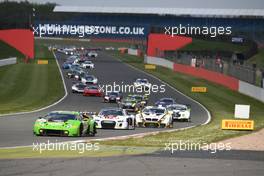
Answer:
xmin=145 ymin=56 xmax=264 ymax=103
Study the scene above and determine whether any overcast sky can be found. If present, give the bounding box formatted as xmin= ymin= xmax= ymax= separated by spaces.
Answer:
xmin=2 ymin=0 xmax=264 ymax=9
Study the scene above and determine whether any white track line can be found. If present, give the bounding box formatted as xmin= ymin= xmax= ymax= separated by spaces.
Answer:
xmin=0 ymin=52 xmax=68 ymax=117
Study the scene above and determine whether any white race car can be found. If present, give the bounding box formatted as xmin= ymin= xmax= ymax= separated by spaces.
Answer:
xmin=71 ymin=82 xmax=87 ymax=93
xmin=87 ymin=51 xmax=98 ymax=58
xmin=105 ymin=47 xmax=115 ymax=50
xmin=81 ymin=61 xmax=94 ymax=69
xmin=134 ymin=78 xmax=151 ymax=90
xmin=167 ymin=104 xmax=191 ymax=122
xmin=81 ymin=75 xmax=98 ymax=84
xmin=135 ymin=106 xmax=173 ymax=128
xmin=93 ymin=108 xmax=135 ymax=129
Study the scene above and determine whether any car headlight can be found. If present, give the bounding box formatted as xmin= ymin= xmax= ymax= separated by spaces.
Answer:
xmin=37 ymin=122 xmax=45 ymax=127
xmin=116 ymin=97 xmax=120 ymax=100
xmin=65 ymin=124 xmax=72 ymax=128
xmin=105 ymin=96 xmax=109 ymax=99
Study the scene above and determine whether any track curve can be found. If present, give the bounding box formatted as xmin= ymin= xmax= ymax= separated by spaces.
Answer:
xmin=0 ymin=51 xmax=209 ymax=148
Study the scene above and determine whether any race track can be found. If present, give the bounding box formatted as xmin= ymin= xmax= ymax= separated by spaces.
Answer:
xmin=0 ymin=51 xmax=209 ymax=148
xmin=1 ymin=150 xmax=263 ymax=176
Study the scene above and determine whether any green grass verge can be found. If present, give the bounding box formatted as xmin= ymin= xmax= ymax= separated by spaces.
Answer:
xmin=180 ymin=39 xmax=249 ymax=53
xmin=0 ymin=41 xmax=24 ymax=59
xmin=0 ymin=40 xmax=64 ymax=114
xmin=98 ymin=51 xmax=264 ymax=147
xmin=0 ymin=145 xmax=159 ymax=159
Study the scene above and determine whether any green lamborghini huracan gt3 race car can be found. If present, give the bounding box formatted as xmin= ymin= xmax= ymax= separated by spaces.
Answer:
xmin=33 ymin=111 xmax=96 ymax=137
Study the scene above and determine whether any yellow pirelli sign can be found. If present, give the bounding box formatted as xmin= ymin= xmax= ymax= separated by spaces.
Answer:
xmin=191 ymin=87 xmax=207 ymax=93
xmin=145 ymin=64 xmax=156 ymax=70
xmin=221 ymin=119 xmax=254 ymax=130
xmin=37 ymin=60 xmax=48 ymax=65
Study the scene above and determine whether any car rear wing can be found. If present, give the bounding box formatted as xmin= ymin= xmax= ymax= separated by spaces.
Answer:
xmin=80 ymin=111 xmax=97 ymax=116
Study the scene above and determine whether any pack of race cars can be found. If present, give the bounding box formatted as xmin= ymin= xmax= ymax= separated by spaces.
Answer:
xmin=33 ymin=49 xmax=191 ymax=137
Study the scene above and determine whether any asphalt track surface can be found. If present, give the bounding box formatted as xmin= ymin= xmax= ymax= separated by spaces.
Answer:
xmin=0 ymin=150 xmax=263 ymax=176
xmin=0 ymin=51 xmax=209 ymax=148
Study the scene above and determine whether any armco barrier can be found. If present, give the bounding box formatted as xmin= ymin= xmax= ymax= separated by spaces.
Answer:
xmin=144 ymin=56 xmax=174 ymax=70
xmin=145 ymin=55 xmax=264 ymax=103
xmin=0 ymin=57 xmax=17 ymax=67
xmin=239 ymin=80 xmax=264 ymax=102
xmin=127 ymin=48 xmax=143 ymax=57
xmin=128 ymin=48 xmax=138 ymax=56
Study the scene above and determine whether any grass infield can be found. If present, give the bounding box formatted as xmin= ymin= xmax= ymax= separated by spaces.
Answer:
xmin=0 ymin=40 xmax=64 ymax=114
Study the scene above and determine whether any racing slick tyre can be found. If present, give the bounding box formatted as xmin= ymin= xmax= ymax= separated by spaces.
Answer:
xmin=79 ymin=124 xmax=83 ymax=137
xmin=127 ymin=118 xmax=135 ymax=130
xmin=86 ymin=124 xmax=96 ymax=137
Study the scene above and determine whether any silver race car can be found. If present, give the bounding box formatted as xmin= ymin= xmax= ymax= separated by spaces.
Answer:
xmin=167 ymin=104 xmax=191 ymax=122
xmin=71 ymin=82 xmax=87 ymax=93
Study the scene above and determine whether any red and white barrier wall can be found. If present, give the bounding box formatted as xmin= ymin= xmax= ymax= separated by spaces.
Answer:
xmin=173 ymin=63 xmax=239 ymax=91
xmin=145 ymin=56 xmax=264 ymax=103
xmin=119 ymin=48 xmax=142 ymax=56
xmin=127 ymin=48 xmax=142 ymax=56
xmin=0 ymin=29 xmax=34 ymax=59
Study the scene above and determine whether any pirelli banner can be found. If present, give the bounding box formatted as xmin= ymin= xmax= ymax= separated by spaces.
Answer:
xmin=33 ymin=22 xmax=149 ymax=38
xmin=221 ymin=119 xmax=254 ymax=130
xmin=37 ymin=60 xmax=48 ymax=65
